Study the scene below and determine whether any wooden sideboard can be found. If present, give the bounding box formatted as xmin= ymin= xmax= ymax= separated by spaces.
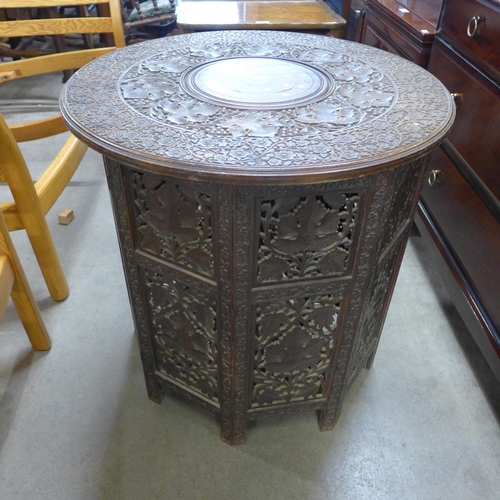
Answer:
xmin=361 ymin=0 xmax=443 ymax=67
xmin=362 ymin=0 xmax=500 ymax=381
xmin=415 ymin=0 xmax=500 ymax=380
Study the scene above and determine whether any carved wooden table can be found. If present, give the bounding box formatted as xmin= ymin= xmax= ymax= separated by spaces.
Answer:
xmin=60 ymin=31 xmax=454 ymax=444
xmin=176 ymin=0 xmax=346 ymax=37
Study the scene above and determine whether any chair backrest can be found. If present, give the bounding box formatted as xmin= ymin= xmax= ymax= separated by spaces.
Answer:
xmin=0 ymin=0 xmax=125 ymax=77
xmin=0 ymin=0 xmax=125 ymax=141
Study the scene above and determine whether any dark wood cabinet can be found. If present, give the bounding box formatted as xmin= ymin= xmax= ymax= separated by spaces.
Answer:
xmin=438 ymin=0 xmax=500 ymax=82
xmin=361 ymin=0 xmax=443 ymax=67
xmin=415 ymin=0 xmax=500 ymax=380
xmin=362 ymin=0 xmax=500 ymax=380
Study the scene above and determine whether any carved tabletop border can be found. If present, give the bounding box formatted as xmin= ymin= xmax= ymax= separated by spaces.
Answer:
xmin=61 ymin=30 xmax=455 ymax=183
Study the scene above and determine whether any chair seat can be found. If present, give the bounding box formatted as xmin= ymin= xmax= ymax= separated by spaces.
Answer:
xmin=129 ymin=0 xmax=174 ymax=21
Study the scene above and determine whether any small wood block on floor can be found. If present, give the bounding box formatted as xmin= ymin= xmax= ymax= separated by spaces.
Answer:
xmin=58 ymin=208 xmax=75 ymax=225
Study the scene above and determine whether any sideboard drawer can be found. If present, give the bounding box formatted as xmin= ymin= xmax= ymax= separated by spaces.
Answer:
xmin=427 ymin=38 xmax=500 ymax=201
xmin=439 ymin=0 xmax=500 ymax=81
xmin=421 ymin=147 xmax=500 ymax=331
xmin=364 ymin=8 xmax=424 ymax=63
xmin=362 ymin=0 xmax=440 ymax=67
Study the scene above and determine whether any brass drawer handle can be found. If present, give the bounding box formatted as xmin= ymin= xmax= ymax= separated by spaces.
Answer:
xmin=428 ymin=169 xmax=444 ymax=187
xmin=451 ymin=93 xmax=463 ymax=107
xmin=467 ymin=16 xmax=485 ymax=38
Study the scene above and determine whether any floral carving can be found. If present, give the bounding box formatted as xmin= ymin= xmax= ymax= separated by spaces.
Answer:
xmin=146 ymin=270 xmax=218 ymax=401
xmin=132 ymin=172 xmax=214 ymax=277
xmin=340 ymin=85 xmax=395 ymax=109
xmin=117 ymin=51 xmax=395 ymax=137
xmin=151 ymin=98 xmax=218 ymax=125
xmin=219 ymin=111 xmax=285 ymax=138
xmin=62 ymin=31 xmax=454 ymax=171
xmin=121 ymin=77 xmax=176 ymax=100
xmin=379 ymin=161 xmax=421 ymax=252
xmin=257 ymin=193 xmax=359 ymax=282
xmin=60 ymin=31 xmax=451 ymax=442
xmin=252 ymin=294 xmax=343 ymax=407
xmin=294 ymin=102 xmax=360 ymax=126
xmin=140 ymin=56 xmax=190 ymax=74
xmin=327 ymin=62 xmax=381 ymax=84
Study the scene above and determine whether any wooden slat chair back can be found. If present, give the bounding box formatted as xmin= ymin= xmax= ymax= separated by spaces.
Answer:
xmin=0 ymin=0 xmax=125 ymax=301
xmin=0 ymin=210 xmax=51 ymax=351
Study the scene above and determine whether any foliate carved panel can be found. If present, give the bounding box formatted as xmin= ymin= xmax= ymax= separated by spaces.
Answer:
xmin=131 ymin=171 xmax=214 ymax=277
xmin=319 ymin=172 xmax=392 ymax=429
xmin=379 ymin=160 xmax=422 ymax=252
xmin=347 ymin=236 xmax=403 ymax=383
xmin=145 ymin=269 xmax=218 ymax=402
xmin=347 ymin=160 xmax=425 ymax=382
xmin=251 ymin=294 xmax=343 ymax=407
xmin=104 ymin=159 xmax=162 ymax=403
xmin=257 ymin=193 xmax=359 ymax=283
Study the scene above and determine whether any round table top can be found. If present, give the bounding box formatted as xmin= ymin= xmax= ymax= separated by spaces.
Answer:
xmin=60 ymin=30 xmax=455 ymax=183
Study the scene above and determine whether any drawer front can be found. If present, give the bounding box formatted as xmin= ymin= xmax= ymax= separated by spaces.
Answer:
xmin=363 ymin=8 xmax=427 ymax=65
xmin=421 ymin=146 xmax=500 ymax=330
xmin=439 ymin=0 xmax=500 ymax=81
xmin=363 ymin=20 xmax=407 ymax=57
xmin=428 ymin=38 xmax=500 ymax=200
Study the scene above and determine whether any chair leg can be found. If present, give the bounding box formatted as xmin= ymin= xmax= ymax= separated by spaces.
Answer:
xmin=0 ymin=215 xmax=51 ymax=350
xmin=24 ymin=222 xmax=70 ymax=301
xmin=0 ymin=254 xmax=14 ymax=319
xmin=8 ymin=176 xmax=69 ymax=300
xmin=1 ymin=115 xmax=69 ymax=301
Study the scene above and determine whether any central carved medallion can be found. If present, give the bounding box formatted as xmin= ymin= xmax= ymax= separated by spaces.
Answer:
xmin=117 ymin=45 xmax=398 ymax=141
xmin=180 ymin=57 xmax=335 ymax=110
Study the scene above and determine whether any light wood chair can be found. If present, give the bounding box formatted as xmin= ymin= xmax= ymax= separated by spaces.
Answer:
xmin=0 ymin=210 xmax=51 ymax=350
xmin=0 ymin=0 xmax=125 ymax=301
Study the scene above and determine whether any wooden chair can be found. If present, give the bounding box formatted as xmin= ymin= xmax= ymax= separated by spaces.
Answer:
xmin=0 ymin=0 xmax=125 ymax=301
xmin=0 ymin=210 xmax=51 ymax=350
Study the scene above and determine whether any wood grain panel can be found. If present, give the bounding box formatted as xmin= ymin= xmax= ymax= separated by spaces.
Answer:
xmin=0 ymin=0 xmax=109 ymax=7
xmin=0 ymin=47 xmax=114 ymax=77
xmin=427 ymin=39 xmax=500 ymax=201
xmin=421 ymin=146 xmax=500 ymax=335
xmin=176 ymin=1 xmax=345 ymax=31
xmin=439 ymin=0 xmax=500 ymax=82
xmin=0 ymin=17 xmax=114 ymax=37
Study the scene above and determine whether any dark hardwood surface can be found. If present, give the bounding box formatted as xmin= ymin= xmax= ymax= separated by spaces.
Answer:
xmin=438 ymin=0 xmax=500 ymax=82
xmin=369 ymin=0 xmax=441 ymax=39
xmin=426 ymin=40 xmax=500 ymax=203
xmin=422 ymin=141 xmax=500 ymax=337
xmin=361 ymin=0 xmax=500 ymax=380
xmin=175 ymin=0 xmax=346 ymax=34
xmin=415 ymin=0 xmax=500 ymax=379
xmin=396 ymin=0 xmax=441 ymax=26
xmin=361 ymin=0 xmax=443 ymax=67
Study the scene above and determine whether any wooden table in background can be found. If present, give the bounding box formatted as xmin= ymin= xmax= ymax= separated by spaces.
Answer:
xmin=176 ymin=0 xmax=346 ymax=36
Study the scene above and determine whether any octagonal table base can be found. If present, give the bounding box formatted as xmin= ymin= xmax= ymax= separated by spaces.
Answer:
xmin=104 ymin=155 xmax=427 ymax=444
